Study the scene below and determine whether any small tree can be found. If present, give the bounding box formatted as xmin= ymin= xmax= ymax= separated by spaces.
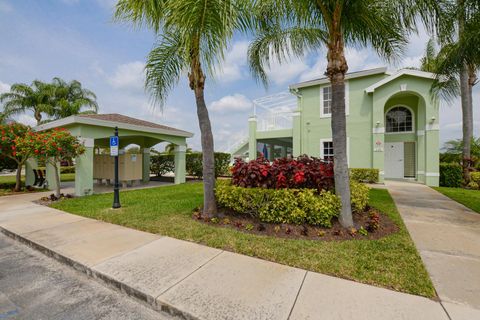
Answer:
xmin=0 ymin=123 xmax=35 ymax=191
xmin=32 ymin=128 xmax=85 ymax=197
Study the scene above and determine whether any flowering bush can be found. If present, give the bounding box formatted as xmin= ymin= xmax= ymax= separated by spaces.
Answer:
xmin=231 ymin=155 xmax=334 ymax=191
xmin=18 ymin=128 xmax=85 ymax=197
xmin=0 ymin=123 xmax=35 ymax=191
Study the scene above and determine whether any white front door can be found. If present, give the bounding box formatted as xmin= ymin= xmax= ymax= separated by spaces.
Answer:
xmin=385 ymin=142 xmax=404 ymax=179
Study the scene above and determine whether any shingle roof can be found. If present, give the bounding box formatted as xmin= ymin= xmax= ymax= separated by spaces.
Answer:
xmin=76 ymin=113 xmax=192 ymax=136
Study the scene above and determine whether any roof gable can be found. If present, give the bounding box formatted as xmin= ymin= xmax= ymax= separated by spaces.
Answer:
xmin=34 ymin=113 xmax=193 ymax=138
xmin=365 ymin=69 xmax=436 ymax=93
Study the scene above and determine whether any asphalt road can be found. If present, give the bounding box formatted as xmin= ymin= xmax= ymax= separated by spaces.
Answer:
xmin=0 ymin=233 xmax=173 ymax=320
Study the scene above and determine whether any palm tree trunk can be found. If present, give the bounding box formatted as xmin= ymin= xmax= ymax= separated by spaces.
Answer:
xmin=189 ymin=59 xmax=217 ymax=216
xmin=15 ymin=162 xmax=22 ymax=192
xmin=326 ymin=37 xmax=353 ymax=228
xmin=458 ymin=0 xmax=472 ymax=183
xmin=34 ymin=109 xmax=42 ymax=126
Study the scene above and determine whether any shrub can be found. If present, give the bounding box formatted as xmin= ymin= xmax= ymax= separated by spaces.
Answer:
xmin=186 ymin=152 xmax=231 ymax=178
xmin=439 ymin=163 xmax=463 ymax=187
xmin=350 ymin=181 xmax=370 ymax=212
xmin=60 ymin=166 xmax=75 ymax=174
xmin=231 ymin=155 xmax=334 ymax=191
xmin=350 ymin=168 xmax=379 ymax=183
xmin=467 ymin=172 xmax=480 ymax=189
xmin=150 ymin=154 xmax=175 ymax=176
xmin=215 ymin=180 xmax=340 ymax=227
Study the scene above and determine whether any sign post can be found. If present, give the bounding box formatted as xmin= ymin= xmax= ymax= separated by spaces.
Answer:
xmin=110 ymin=127 xmax=121 ymax=209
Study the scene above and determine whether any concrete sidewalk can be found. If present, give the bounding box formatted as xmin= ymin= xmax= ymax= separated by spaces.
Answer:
xmin=386 ymin=181 xmax=480 ymax=320
xmin=0 ymin=191 xmax=452 ymax=320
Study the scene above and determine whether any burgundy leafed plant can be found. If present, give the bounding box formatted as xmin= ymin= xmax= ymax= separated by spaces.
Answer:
xmin=231 ymin=155 xmax=334 ymax=192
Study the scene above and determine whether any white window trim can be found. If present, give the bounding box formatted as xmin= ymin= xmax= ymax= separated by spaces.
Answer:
xmin=319 ymin=82 xmax=349 ymax=118
xmin=385 ymin=105 xmax=415 ymax=135
xmin=320 ymin=137 xmax=350 ymax=167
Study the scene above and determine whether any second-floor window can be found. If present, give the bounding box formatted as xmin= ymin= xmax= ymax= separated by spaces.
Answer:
xmin=320 ymin=83 xmax=348 ymax=118
xmin=386 ymin=106 xmax=413 ymax=133
xmin=322 ymin=86 xmax=332 ymax=115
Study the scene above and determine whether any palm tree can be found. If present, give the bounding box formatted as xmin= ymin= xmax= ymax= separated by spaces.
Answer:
xmin=0 ymin=80 xmax=55 ymax=125
xmin=115 ymin=0 xmax=250 ymax=215
xmin=50 ymin=78 xmax=98 ymax=119
xmin=248 ymin=1 xmax=413 ymax=227
xmin=428 ymin=1 xmax=479 ymax=182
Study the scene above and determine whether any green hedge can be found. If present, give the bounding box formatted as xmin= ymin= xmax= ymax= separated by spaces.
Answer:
xmin=150 ymin=154 xmax=175 ymax=176
xmin=350 ymin=168 xmax=379 ymax=183
xmin=150 ymin=152 xmax=231 ymax=178
xmin=215 ymin=180 xmax=369 ymax=227
xmin=186 ymin=152 xmax=230 ymax=178
xmin=439 ymin=163 xmax=463 ymax=187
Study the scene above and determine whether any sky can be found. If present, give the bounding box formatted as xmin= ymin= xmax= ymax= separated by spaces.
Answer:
xmin=0 ymin=0 xmax=478 ymax=152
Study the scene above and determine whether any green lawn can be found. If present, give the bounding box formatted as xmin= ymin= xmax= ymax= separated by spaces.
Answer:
xmin=433 ymin=187 xmax=480 ymax=213
xmin=51 ymin=183 xmax=435 ymax=298
xmin=0 ymin=173 xmax=75 ymax=196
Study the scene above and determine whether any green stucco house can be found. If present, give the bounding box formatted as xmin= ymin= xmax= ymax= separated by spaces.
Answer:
xmin=234 ymin=67 xmax=440 ymax=186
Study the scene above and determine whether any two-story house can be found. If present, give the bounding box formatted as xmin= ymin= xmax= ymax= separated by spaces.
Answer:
xmin=232 ymin=67 xmax=440 ymax=186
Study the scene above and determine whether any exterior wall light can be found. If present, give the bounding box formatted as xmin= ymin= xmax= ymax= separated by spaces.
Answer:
xmin=376 ymin=121 xmax=380 ymax=126
xmin=430 ymin=116 xmax=436 ymax=123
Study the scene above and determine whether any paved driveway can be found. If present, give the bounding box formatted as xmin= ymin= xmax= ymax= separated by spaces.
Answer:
xmin=0 ymin=233 xmax=173 ymax=320
xmin=386 ymin=181 xmax=480 ymax=320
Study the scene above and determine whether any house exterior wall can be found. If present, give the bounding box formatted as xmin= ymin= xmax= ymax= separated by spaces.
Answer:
xmin=297 ymin=74 xmax=386 ymax=168
xmin=247 ymin=71 xmax=440 ymax=186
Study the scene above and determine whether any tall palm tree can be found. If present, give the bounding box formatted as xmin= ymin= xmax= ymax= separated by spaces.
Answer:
xmin=0 ymin=80 xmax=55 ymax=125
xmin=248 ymin=0 xmax=411 ymax=227
xmin=115 ymin=0 xmax=250 ymax=215
xmin=50 ymin=78 xmax=98 ymax=119
xmin=420 ymin=39 xmax=460 ymax=101
xmin=432 ymin=0 xmax=479 ymax=182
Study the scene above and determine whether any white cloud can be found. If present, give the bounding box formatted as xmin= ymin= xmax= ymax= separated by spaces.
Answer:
xmin=266 ymin=57 xmax=309 ymax=86
xmin=0 ymin=81 xmax=10 ymax=94
xmin=397 ymin=54 xmax=423 ymax=70
xmin=108 ymin=61 xmax=145 ymax=91
xmin=16 ymin=114 xmax=36 ymax=127
xmin=209 ymin=94 xmax=252 ymax=113
xmin=0 ymin=1 xmax=13 ymax=13
xmin=215 ymin=41 xmax=249 ymax=83
xmin=299 ymin=59 xmax=326 ymax=82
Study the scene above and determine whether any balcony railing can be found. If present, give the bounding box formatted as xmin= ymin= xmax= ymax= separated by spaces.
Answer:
xmin=253 ymin=91 xmax=297 ymax=131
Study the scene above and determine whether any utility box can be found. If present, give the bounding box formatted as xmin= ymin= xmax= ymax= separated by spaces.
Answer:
xmin=93 ymin=154 xmax=143 ymax=183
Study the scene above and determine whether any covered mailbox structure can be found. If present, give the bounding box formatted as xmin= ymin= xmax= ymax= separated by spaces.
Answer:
xmin=30 ymin=113 xmax=193 ymax=196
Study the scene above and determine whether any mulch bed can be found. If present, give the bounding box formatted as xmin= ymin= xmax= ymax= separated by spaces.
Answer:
xmin=193 ymin=206 xmax=399 ymax=241
xmin=35 ymin=193 xmax=74 ymax=206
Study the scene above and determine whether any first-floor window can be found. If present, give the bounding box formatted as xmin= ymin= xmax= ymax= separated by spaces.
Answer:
xmin=322 ymin=141 xmax=334 ymax=162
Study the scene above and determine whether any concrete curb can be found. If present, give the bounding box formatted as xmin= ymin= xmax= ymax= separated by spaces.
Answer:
xmin=0 ymin=226 xmax=200 ymax=320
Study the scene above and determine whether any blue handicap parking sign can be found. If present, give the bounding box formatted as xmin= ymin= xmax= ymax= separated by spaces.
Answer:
xmin=110 ymin=136 xmax=119 ymax=156
xmin=110 ymin=136 xmax=119 ymax=147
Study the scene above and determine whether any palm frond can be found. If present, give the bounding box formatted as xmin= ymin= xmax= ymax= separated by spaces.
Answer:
xmin=248 ymin=25 xmax=327 ymax=87
xmin=145 ymin=31 xmax=188 ymax=107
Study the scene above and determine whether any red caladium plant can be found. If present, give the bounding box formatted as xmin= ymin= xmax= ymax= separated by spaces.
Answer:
xmin=0 ymin=123 xmax=36 ymax=191
xmin=231 ymin=155 xmax=334 ymax=191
